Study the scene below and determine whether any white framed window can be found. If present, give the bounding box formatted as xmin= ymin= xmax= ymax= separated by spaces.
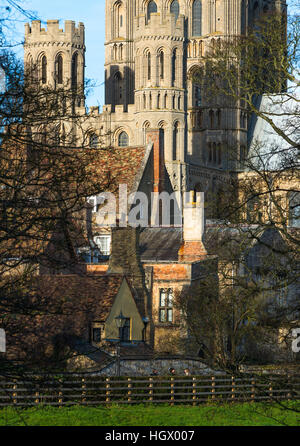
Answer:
xmin=94 ymin=235 xmax=111 ymax=257
xmin=159 ymin=288 xmax=174 ymax=323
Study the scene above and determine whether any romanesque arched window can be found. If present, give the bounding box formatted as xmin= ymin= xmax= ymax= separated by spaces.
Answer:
xmin=209 ymin=110 xmax=214 ymax=129
xmin=119 ymin=131 xmax=129 ymax=147
xmin=71 ymin=53 xmax=78 ymax=88
xmin=159 ymin=51 xmax=164 ymax=79
xmin=173 ymin=122 xmax=179 ymax=160
xmin=157 ymin=93 xmax=160 ymax=109
xmin=217 ymin=109 xmax=221 ymax=128
xmin=147 ymin=52 xmax=151 ymax=80
xmin=217 ymin=143 xmax=222 ymax=165
xmin=26 ymin=55 xmax=35 ymax=84
xmin=41 ymin=55 xmax=47 ymax=84
xmin=192 ymin=0 xmax=202 ymax=36
xmin=114 ymin=71 xmax=123 ymax=105
xmin=170 ymin=0 xmax=180 ymax=22
xmin=208 ymin=143 xmax=212 ymax=163
xmin=194 ymin=84 xmax=201 ymax=107
xmin=253 ymin=1 xmax=259 ymax=21
xmin=213 ymin=142 xmax=217 ymax=164
xmin=171 ymin=49 xmax=177 ymax=86
xmin=56 ymin=54 xmax=63 ymax=85
xmin=241 ymin=0 xmax=246 ymax=34
xmin=147 ymin=1 xmax=157 ymax=20
xmin=114 ymin=1 xmax=125 ymax=38
xmin=89 ymin=133 xmax=99 ymax=148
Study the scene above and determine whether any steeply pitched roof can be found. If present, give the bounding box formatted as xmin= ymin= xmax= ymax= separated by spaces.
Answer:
xmin=37 ymin=274 xmax=124 ymax=322
xmin=89 ymin=145 xmax=152 ymax=198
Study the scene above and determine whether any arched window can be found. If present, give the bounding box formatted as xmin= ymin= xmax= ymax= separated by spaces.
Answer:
xmin=209 ymin=110 xmax=214 ymax=129
xmin=147 ymin=52 xmax=151 ymax=80
xmin=192 ymin=0 xmax=202 ymax=36
xmin=164 ymin=93 xmax=167 ymax=108
xmin=170 ymin=0 xmax=180 ymax=22
xmin=157 ymin=93 xmax=160 ymax=109
xmin=114 ymin=2 xmax=125 ymax=38
xmin=253 ymin=1 xmax=259 ymax=21
xmin=159 ymin=127 xmax=165 ymax=152
xmin=41 ymin=55 xmax=47 ymax=84
xmin=119 ymin=131 xmax=129 ymax=147
xmin=71 ymin=53 xmax=78 ymax=88
xmin=208 ymin=143 xmax=212 ymax=163
xmin=159 ymin=51 xmax=164 ymax=79
xmin=172 ymin=95 xmax=176 ymax=109
xmin=147 ymin=1 xmax=157 ymax=20
xmin=89 ymin=133 xmax=99 ymax=148
xmin=241 ymin=0 xmax=246 ymax=34
xmin=114 ymin=71 xmax=123 ymax=105
xmin=194 ymin=84 xmax=201 ymax=107
xmin=288 ymin=191 xmax=300 ymax=228
xmin=173 ymin=122 xmax=179 ymax=160
xmin=217 ymin=143 xmax=222 ymax=165
xmin=213 ymin=142 xmax=217 ymax=164
xmin=56 ymin=54 xmax=63 ymax=85
xmin=171 ymin=49 xmax=177 ymax=86
xmin=217 ymin=109 xmax=221 ymax=128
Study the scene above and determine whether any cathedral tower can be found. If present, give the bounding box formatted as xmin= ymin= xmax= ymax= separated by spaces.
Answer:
xmin=105 ymin=0 xmax=135 ymax=110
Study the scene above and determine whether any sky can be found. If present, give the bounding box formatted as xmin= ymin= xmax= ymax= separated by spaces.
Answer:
xmin=11 ymin=0 xmax=106 ymax=107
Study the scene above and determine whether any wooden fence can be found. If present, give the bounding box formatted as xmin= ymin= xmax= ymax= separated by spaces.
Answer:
xmin=0 ymin=374 xmax=299 ymax=407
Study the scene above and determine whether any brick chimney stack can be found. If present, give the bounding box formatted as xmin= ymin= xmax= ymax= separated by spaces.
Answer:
xmin=178 ymin=191 xmax=207 ymax=261
xmin=146 ymin=128 xmax=164 ymax=193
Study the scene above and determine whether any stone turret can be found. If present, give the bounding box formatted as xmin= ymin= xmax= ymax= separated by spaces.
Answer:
xmin=24 ymin=20 xmax=85 ymax=109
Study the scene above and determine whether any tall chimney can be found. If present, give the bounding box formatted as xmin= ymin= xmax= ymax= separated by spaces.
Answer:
xmin=146 ymin=128 xmax=164 ymax=193
xmin=178 ymin=191 xmax=207 ymax=261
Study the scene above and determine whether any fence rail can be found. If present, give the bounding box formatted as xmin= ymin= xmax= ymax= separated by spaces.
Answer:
xmin=0 ymin=374 xmax=299 ymax=407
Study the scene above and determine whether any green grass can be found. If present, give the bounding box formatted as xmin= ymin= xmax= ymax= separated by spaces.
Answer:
xmin=0 ymin=401 xmax=299 ymax=426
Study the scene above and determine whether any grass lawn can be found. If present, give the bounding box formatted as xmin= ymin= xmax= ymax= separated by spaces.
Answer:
xmin=0 ymin=401 xmax=299 ymax=426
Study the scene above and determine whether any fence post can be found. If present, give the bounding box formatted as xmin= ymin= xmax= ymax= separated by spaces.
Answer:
xmin=12 ymin=380 xmax=17 ymax=405
xmin=231 ymin=376 xmax=235 ymax=401
xmin=287 ymin=374 xmax=291 ymax=401
xmin=149 ymin=377 xmax=153 ymax=402
xmin=170 ymin=377 xmax=175 ymax=405
xmin=269 ymin=380 xmax=273 ymax=401
xmin=106 ymin=377 xmax=111 ymax=403
xmin=127 ymin=378 xmax=132 ymax=402
xmin=35 ymin=386 xmax=40 ymax=406
xmin=58 ymin=378 xmax=63 ymax=408
xmin=192 ymin=377 xmax=197 ymax=406
xmin=211 ymin=376 xmax=215 ymax=401
xmin=251 ymin=377 xmax=255 ymax=402
xmin=81 ymin=378 xmax=86 ymax=405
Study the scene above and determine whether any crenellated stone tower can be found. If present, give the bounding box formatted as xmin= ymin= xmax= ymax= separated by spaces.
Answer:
xmin=24 ymin=20 xmax=86 ymax=112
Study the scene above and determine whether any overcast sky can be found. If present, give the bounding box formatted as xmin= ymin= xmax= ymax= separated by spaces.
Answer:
xmin=12 ymin=0 xmax=106 ymax=107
